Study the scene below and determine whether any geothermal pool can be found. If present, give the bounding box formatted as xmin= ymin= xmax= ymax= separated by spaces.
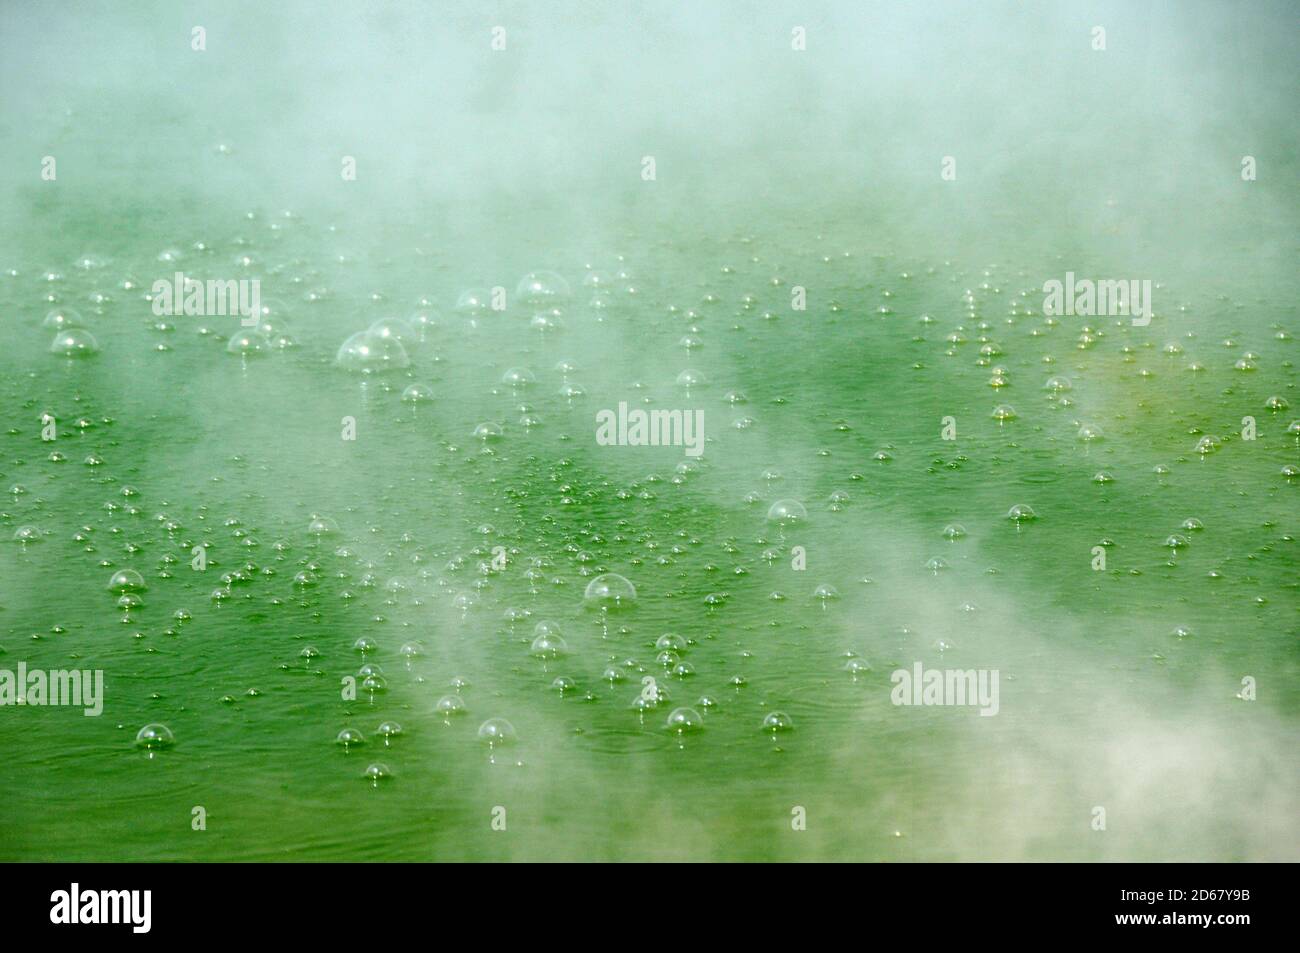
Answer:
xmin=0 ymin=1 xmax=1295 ymax=862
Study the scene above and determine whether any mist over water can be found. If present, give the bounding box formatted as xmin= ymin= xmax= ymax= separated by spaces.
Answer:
xmin=0 ymin=1 xmax=1296 ymax=861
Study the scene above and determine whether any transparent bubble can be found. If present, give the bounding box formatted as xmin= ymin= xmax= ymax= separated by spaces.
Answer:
xmin=13 ymin=526 xmax=41 ymax=544
xmin=516 ymin=271 xmax=571 ymax=307
xmin=472 ymin=422 xmax=503 ymax=441
xmin=766 ymin=499 xmax=808 ymax=525
xmin=335 ymin=330 xmax=410 ymax=373
xmin=942 ymin=523 xmax=967 ymax=540
xmin=531 ymin=310 xmax=564 ymax=332
xmin=477 ymin=718 xmax=516 ymax=746
xmin=401 ymin=383 xmax=435 ymax=403
xmin=50 ymin=328 xmax=99 ymax=357
xmin=135 ymin=724 xmax=175 ymax=749
xmin=675 ymin=369 xmax=707 ymax=390
xmin=583 ymin=572 xmax=637 ymax=609
xmin=1007 ymin=503 xmax=1037 ymax=523
xmin=336 ymin=728 xmax=365 ymax=749
xmin=551 ymin=675 xmax=577 ymax=694
xmin=656 ymin=633 xmax=688 ymax=652
xmin=813 ymin=583 xmax=839 ymax=603
xmin=376 ymin=721 xmax=403 ymax=744
xmin=363 ymin=763 xmax=393 ymax=783
xmin=108 ymin=569 xmax=146 ymax=592
xmin=308 ymin=516 xmax=338 ymax=536
xmin=761 ymin=711 xmax=794 ymax=732
xmin=436 ymin=695 xmax=467 ymax=717
xmin=991 ymin=404 xmax=1017 ymax=421
xmin=666 ymin=707 xmax=704 ymax=734
xmin=454 ymin=289 xmax=491 ymax=314
xmin=43 ymin=307 xmax=85 ymax=331
xmin=368 ymin=317 xmax=418 ymax=345
xmin=501 ymin=367 xmax=536 ymax=388
xmin=529 ymin=627 xmax=569 ymax=658
xmin=226 ymin=329 xmax=268 ymax=357
xmin=253 ymin=298 xmax=291 ymax=335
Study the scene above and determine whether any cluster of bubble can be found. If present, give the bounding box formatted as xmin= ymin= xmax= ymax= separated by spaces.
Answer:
xmin=20 ymin=222 xmax=1293 ymax=810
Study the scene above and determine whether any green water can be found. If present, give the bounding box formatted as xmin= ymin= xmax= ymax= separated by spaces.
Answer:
xmin=0 ymin=0 xmax=1296 ymax=862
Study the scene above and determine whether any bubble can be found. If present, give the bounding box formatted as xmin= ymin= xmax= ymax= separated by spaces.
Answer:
xmin=675 ymin=369 xmax=707 ymax=390
xmin=368 ymin=317 xmax=418 ymax=345
xmin=472 ymin=422 xmax=503 ymax=441
xmin=308 ymin=516 xmax=338 ymax=536
xmin=454 ymin=289 xmax=490 ymax=315
xmin=376 ymin=721 xmax=403 ymax=744
xmin=766 ymin=499 xmax=808 ymax=525
xmin=529 ymin=625 xmax=569 ymax=658
xmin=1044 ymin=376 xmax=1072 ymax=392
xmin=501 ymin=367 xmax=536 ymax=388
xmin=43 ymin=307 xmax=85 ymax=331
xmin=50 ymin=328 xmax=99 ymax=357
xmin=134 ymin=724 xmax=174 ymax=749
xmin=108 ymin=569 xmax=146 ymax=592
xmin=226 ymin=329 xmax=268 ymax=357
xmin=1181 ymin=518 xmax=1204 ymax=531
xmin=762 ymin=712 xmax=794 ymax=733
xmin=436 ymin=695 xmax=467 ymax=717
xmin=335 ymin=329 xmax=410 ymax=373
xmin=812 ymin=583 xmax=839 ymax=603
xmin=1264 ymin=395 xmax=1289 ymax=411
xmin=666 ymin=707 xmax=704 ymax=734
xmin=13 ymin=526 xmax=41 ymax=544
xmin=530 ymin=309 xmax=564 ymax=332
xmin=336 ymin=728 xmax=365 ymax=749
xmin=516 ymin=271 xmax=570 ymax=306
xmin=551 ymin=675 xmax=577 ymax=694
xmin=991 ymin=404 xmax=1017 ymax=421
xmin=656 ymin=633 xmax=688 ymax=652
xmin=1163 ymin=534 xmax=1190 ymax=550
xmin=1194 ymin=435 xmax=1221 ymax=455
xmin=844 ymin=658 xmax=873 ymax=676
xmin=942 ymin=523 xmax=967 ymax=540
xmin=1006 ymin=503 xmax=1037 ymax=523
xmin=363 ymin=763 xmax=393 ymax=783
xmin=477 ymin=718 xmax=516 ymax=747
xmin=401 ymin=383 xmax=435 ymax=403
xmin=1076 ymin=424 xmax=1103 ymax=442
xmin=583 ymin=572 xmax=637 ymax=609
